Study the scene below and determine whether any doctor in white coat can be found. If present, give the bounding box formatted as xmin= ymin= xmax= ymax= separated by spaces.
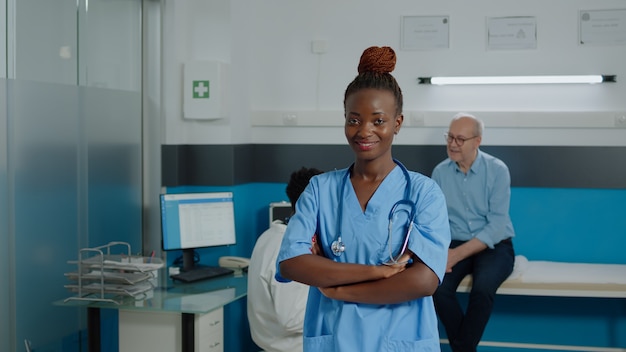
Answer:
xmin=247 ymin=167 xmax=323 ymax=352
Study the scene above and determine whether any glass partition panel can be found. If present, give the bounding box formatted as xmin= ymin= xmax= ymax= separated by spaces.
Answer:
xmin=11 ymin=79 xmax=82 ymax=349
xmin=14 ymin=0 xmax=142 ymax=91
xmin=80 ymin=0 xmax=143 ymax=247
xmin=0 ymin=78 xmax=10 ymax=352
xmin=14 ymin=0 xmax=78 ymax=85
xmin=9 ymin=78 xmax=142 ymax=352
xmin=79 ymin=0 xmax=142 ymax=91
xmin=83 ymin=85 xmax=142 ymax=249
xmin=6 ymin=0 xmax=143 ymax=350
xmin=1 ymin=0 xmax=6 ymax=79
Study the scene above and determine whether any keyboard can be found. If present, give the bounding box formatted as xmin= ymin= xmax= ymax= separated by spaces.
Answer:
xmin=171 ymin=266 xmax=234 ymax=283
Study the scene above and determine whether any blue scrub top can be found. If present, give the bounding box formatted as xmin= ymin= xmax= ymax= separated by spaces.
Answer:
xmin=276 ymin=165 xmax=450 ymax=352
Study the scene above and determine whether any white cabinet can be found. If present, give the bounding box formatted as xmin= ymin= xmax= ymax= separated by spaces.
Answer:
xmin=119 ymin=307 xmax=224 ymax=352
xmin=195 ymin=307 xmax=224 ymax=352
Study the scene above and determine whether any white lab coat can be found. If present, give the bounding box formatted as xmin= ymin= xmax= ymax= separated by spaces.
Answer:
xmin=247 ymin=220 xmax=309 ymax=352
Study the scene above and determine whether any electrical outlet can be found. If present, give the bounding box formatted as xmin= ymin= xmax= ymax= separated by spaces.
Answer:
xmin=409 ymin=112 xmax=425 ymax=127
xmin=282 ymin=113 xmax=297 ymax=126
xmin=311 ymin=40 xmax=327 ymax=54
xmin=615 ymin=113 xmax=626 ymax=128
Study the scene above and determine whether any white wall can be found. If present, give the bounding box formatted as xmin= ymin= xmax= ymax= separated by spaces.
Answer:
xmin=162 ymin=0 xmax=626 ymax=146
xmin=162 ymin=0 xmax=251 ymax=145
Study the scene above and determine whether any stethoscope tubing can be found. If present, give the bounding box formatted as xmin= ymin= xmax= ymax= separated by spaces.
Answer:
xmin=331 ymin=159 xmax=417 ymax=263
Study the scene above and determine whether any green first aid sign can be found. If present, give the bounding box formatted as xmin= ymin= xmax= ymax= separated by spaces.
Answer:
xmin=193 ymin=80 xmax=210 ymax=98
xmin=183 ymin=62 xmax=225 ymax=119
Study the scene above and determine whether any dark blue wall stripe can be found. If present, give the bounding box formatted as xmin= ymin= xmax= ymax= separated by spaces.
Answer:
xmin=162 ymin=144 xmax=626 ymax=188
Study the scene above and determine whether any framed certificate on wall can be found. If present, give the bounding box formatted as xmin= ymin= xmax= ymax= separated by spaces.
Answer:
xmin=401 ymin=15 xmax=449 ymax=50
xmin=579 ymin=9 xmax=626 ymax=46
xmin=487 ymin=16 xmax=537 ymax=50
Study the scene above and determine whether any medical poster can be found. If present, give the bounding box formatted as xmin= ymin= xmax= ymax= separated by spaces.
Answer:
xmin=401 ymin=16 xmax=449 ymax=50
xmin=579 ymin=9 xmax=626 ymax=46
xmin=487 ymin=16 xmax=537 ymax=50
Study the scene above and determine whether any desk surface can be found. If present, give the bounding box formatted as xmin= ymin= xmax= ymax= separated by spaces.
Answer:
xmin=55 ymin=270 xmax=248 ymax=314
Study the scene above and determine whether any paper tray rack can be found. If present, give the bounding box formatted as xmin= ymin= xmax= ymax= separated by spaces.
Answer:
xmin=64 ymin=241 xmax=163 ymax=305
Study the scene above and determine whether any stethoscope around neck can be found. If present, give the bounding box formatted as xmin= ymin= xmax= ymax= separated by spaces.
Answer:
xmin=330 ymin=159 xmax=417 ymax=265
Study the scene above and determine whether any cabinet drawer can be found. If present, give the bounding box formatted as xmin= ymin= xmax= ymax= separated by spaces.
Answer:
xmin=195 ymin=307 xmax=224 ymax=352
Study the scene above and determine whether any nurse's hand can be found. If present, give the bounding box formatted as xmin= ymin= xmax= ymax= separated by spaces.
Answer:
xmin=394 ymin=252 xmax=412 ymax=265
xmin=377 ymin=252 xmax=412 ymax=278
xmin=310 ymin=234 xmax=324 ymax=257
xmin=318 ymin=286 xmax=338 ymax=299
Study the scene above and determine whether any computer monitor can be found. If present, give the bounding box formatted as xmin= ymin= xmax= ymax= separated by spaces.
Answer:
xmin=269 ymin=201 xmax=292 ymax=224
xmin=160 ymin=192 xmax=236 ymax=272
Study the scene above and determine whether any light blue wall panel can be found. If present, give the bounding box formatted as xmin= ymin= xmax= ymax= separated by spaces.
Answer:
xmin=510 ymin=187 xmax=626 ymax=264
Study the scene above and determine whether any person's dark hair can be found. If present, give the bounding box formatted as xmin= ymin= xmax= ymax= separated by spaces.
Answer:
xmin=286 ymin=167 xmax=323 ymax=213
xmin=344 ymin=46 xmax=403 ymax=115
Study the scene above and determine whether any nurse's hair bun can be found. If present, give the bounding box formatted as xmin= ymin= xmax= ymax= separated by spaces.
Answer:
xmin=344 ymin=45 xmax=403 ymax=115
xmin=357 ymin=46 xmax=396 ymax=74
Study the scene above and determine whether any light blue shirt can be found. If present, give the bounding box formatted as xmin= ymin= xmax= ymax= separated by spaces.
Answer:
xmin=431 ymin=149 xmax=515 ymax=248
xmin=276 ymin=164 xmax=450 ymax=352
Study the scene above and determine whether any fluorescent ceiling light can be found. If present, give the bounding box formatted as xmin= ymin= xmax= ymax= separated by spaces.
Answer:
xmin=418 ymin=75 xmax=616 ymax=85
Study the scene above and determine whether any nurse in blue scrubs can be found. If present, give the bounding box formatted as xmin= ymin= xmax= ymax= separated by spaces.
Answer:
xmin=276 ymin=46 xmax=451 ymax=352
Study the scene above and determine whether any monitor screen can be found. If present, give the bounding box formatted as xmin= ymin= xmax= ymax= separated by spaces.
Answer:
xmin=269 ymin=201 xmax=292 ymax=224
xmin=160 ymin=192 xmax=236 ymax=270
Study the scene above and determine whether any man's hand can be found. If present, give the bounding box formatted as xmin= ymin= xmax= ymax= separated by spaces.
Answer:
xmin=446 ymin=247 xmax=462 ymax=272
xmin=446 ymin=239 xmax=488 ymax=272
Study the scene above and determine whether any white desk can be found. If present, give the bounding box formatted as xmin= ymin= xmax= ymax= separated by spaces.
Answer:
xmin=56 ymin=271 xmax=248 ymax=352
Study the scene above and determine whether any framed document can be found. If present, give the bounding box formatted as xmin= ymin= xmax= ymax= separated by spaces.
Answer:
xmin=579 ymin=9 xmax=626 ymax=46
xmin=487 ymin=16 xmax=537 ymax=50
xmin=401 ymin=15 xmax=449 ymax=50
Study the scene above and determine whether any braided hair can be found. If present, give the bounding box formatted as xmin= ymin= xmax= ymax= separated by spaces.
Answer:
xmin=344 ymin=46 xmax=403 ymax=115
xmin=285 ymin=167 xmax=324 ymax=213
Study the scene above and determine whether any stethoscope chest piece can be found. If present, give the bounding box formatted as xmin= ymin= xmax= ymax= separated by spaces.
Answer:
xmin=329 ymin=159 xmax=416 ymax=261
xmin=331 ymin=236 xmax=345 ymax=257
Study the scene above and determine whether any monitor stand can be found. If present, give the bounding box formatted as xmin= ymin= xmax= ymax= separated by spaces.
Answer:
xmin=181 ymin=248 xmax=197 ymax=272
